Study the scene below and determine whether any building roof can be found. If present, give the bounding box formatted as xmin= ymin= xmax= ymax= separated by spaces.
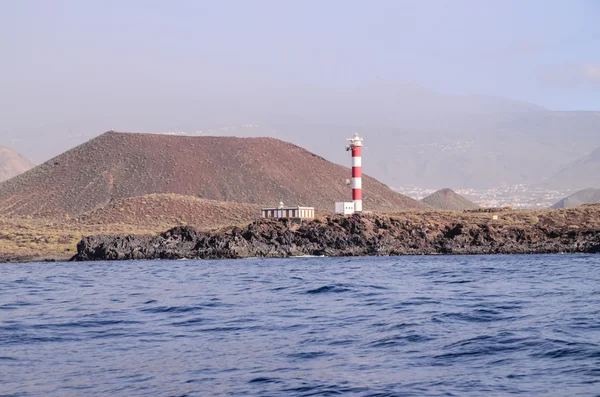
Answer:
xmin=261 ymin=206 xmax=314 ymax=210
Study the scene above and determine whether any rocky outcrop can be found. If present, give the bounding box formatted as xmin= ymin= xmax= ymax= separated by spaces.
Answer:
xmin=73 ymin=209 xmax=600 ymax=261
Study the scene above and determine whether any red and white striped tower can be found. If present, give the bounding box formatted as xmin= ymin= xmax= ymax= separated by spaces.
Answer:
xmin=347 ymin=133 xmax=364 ymax=212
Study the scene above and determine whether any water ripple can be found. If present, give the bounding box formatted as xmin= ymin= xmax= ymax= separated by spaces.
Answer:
xmin=305 ymin=284 xmax=353 ymax=294
xmin=1 ymin=254 xmax=599 ymax=396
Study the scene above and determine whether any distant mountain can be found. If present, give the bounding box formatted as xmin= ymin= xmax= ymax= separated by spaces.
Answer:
xmin=11 ymin=81 xmax=600 ymax=189
xmin=260 ymin=111 xmax=600 ymax=189
xmin=0 ymin=131 xmax=427 ymax=217
xmin=545 ymin=147 xmax=600 ymax=190
xmin=421 ymin=188 xmax=479 ymax=211
xmin=144 ymin=112 xmax=599 ymax=190
xmin=0 ymin=146 xmax=35 ymax=182
xmin=551 ymin=188 xmax=600 ymax=209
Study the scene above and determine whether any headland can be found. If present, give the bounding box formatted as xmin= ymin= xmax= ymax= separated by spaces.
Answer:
xmin=2 ymin=132 xmax=599 ymax=263
xmin=73 ymin=205 xmax=600 ymax=261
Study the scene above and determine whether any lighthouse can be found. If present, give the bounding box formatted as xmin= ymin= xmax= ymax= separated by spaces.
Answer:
xmin=347 ymin=133 xmax=363 ymax=212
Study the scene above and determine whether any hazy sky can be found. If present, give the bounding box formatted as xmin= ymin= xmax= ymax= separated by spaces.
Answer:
xmin=1 ymin=0 xmax=599 ymax=160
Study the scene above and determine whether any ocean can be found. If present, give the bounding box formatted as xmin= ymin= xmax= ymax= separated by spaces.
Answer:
xmin=1 ymin=255 xmax=599 ymax=396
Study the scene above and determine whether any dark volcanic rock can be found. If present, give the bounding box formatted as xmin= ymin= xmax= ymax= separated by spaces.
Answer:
xmin=73 ymin=210 xmax=600 ymax=261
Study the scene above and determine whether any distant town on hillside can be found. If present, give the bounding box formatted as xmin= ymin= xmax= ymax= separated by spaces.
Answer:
xmin=395 ymin=185 xmax=573 ymax=209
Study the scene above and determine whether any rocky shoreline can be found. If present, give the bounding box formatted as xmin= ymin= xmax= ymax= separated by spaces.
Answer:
xmin=72 ymin=208 xmax=600 ymax=261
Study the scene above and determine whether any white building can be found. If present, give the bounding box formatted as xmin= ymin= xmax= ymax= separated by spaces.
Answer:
xmin=335 ymin=202 xmax=355 ymax=215
xmin=261 ymin=202 xmax=315 ymax=219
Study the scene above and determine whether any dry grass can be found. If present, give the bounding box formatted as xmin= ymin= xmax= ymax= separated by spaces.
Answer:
xmin=0 ymin=194 xmax=262 ymax=260
xmin=383 ymin=205 xmax=600 ymax=231
xmin=0 ymin=216 xmax=257 ymax=260
xmin=0 ymin=216 xmax=160 ymax=259
xmin=3 ymin=204 xmax=599 ymax=261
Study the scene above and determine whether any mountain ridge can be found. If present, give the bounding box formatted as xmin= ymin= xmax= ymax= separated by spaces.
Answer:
xmin=9 ymin=82 xmax=597 ymax=189
xmin=552 ymin=188 xmax=600 ymax=209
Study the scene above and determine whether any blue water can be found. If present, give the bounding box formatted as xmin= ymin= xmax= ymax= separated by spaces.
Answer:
xmin=1 ymin=255 xmax=599 ymax=397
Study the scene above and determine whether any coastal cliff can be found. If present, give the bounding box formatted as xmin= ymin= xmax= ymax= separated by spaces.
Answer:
xmin=73 ymin=206 xmax=600 ymax=261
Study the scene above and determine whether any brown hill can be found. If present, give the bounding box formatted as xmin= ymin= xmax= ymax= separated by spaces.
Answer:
xmin=0 ymin=195 xmax=260 ymax=262
xmin=0 ymin=146 xmax=35 ymax=182
xmin=78 ymin=194 xmax=261 ymax=230
xmin=0 ymin=131 xmax=426 ymax=216
xmin=421 ymin=188 xmax=479 ymax=211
